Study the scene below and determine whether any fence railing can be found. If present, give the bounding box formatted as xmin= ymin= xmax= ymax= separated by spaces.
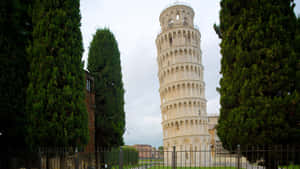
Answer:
xmin=1 ymin=145 xmax=299 ymax=169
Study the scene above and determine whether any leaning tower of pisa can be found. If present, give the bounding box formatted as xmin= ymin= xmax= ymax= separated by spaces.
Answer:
xmin=156 ymin=3 xmax=210 ymax=166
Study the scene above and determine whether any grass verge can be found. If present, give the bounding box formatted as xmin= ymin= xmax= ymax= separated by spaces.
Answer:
xmin=147 ymin=167 xmax=244 ymax=169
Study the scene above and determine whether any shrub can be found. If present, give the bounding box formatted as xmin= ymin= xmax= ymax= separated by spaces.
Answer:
xmin=103 ymin=146 xmax=139 ymax=166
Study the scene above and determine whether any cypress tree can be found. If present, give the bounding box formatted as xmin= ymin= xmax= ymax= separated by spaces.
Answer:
xmin=0 ymin=0 xmax=31 ymax=166
xmin=87 ymin=28 xmax=125 ymax=148
xmin=216 ymin=0 xmax=300 ymax=167
xmin=26 ymin=0 xmax=89 ymax=148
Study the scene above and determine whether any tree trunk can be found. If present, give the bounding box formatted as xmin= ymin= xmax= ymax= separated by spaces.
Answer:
xmin=10 ymin=158 xmax=17 ymax=169
xmin=100 ymin=151 xmax=105 ymax=169
xmin=95 ymin=143 xmax=99 ymax=169
xmin=46 ymin=154 xmax=49 ymax=169
xmin=265 ymin=150 xmax=279 ymax=169
xmin=60 ymin=154 xmax=66 ymax=169
xmin=88 ymin=153 xmax=92 ymax=169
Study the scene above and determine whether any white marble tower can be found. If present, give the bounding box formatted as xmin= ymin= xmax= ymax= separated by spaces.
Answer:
xmin=156 ymin=3 xmax=210 ymax=166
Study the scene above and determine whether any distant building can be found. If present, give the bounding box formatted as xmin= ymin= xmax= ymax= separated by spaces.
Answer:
xmin=208 ymin=114 xmax=227 ymax=155
xmin=131 ymin=144 xmax=152 ymax=159
xmin=208 ymin=115 xmax=219 ymax=156
xmin=208 ymin=114 xmax=219 ymax=145
xmin=129 ymin=144 xmax=162 ymax=159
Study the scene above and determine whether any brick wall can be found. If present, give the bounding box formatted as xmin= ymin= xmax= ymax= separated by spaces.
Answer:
xmin=84 ymin=71 xmax=95 ymax=153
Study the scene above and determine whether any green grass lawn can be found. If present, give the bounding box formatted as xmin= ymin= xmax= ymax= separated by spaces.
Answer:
xmin=109 ymin=164 xmax=300 ymax=169
xmin=279 ymin=165 xmax=300 ymax=169
xmin=110 ymin=163 xmax=147 ymax=169
xmin=147 ymin=167 xmax=242 ymax=169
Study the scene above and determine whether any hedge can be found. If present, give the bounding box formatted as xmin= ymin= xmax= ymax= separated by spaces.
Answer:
xmin=103 ymin=146 xmax=139 ymax=166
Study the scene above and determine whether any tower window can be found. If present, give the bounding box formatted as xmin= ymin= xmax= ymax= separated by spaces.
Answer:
xmin=169 ymin=37 xmax=173 ymax=46
xmin=176 ymin=14 xmax=180 ymax=20
xmin=183 ymin=17 xmax=188 ymax=25
xmin=168 ymin=19 xmax=174 ymax=27
xmin=176 ymin=122 xmax=179 ymax=130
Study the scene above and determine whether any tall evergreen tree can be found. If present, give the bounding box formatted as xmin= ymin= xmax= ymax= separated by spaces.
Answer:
xmin=26 ymin=0 xmax=89 ymax=148
xmin=0 ymin=0 xmax=31 ymax=166
xmin=87 ymin=29 xmax=125 ymax=148
xmin=216 ymin=0 xmax=300 ymax=167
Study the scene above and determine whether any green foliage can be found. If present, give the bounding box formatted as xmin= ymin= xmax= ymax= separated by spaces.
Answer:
xmin=25 ymin=0 xmax=89 ymax=147
xmin=103 ymin=147 xmax=139 ymax=166
xmin=0 ymin=0 xmax=31 ymax=155
xmin=0 ymin=1 xmax=35 ymax=167
xmin=158 ymin=146 xmax=164 ymax=155
xmin=122 ymin=146 xmax=139 ymax=165
xmin=216 ymin=0 xmax=300 ymax=166
xmin=87 ymin=29 xmax=125 ymax=148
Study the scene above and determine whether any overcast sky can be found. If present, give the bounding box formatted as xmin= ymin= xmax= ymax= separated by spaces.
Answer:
xmin=80 ymin=0 xmax=300 ymax=148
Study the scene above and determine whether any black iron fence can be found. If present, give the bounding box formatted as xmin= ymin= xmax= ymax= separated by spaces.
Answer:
xmin=1 ymin=145 xmax=299 ymax=169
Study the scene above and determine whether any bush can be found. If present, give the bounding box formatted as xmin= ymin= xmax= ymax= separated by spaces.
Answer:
xmin=122 ymin=146 xmax=139 ymax=165
xmin=103 ymin=146 xmax=139 ymax=167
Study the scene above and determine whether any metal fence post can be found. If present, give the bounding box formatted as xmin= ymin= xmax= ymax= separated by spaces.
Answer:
xmin=237 ymin=144 xmax=240 ymax=169
xmin=10 ymin=158 xmax=17 ymax=169
xmin=172 ymin=146 xmax=176 ymax=169
xmin=38 ymin=148 xmax=42 ymax=169
xmin=75 ymin=147 xmax=79 ymax=169
xmin=119 ymin=147 xmax=123 ymax=169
